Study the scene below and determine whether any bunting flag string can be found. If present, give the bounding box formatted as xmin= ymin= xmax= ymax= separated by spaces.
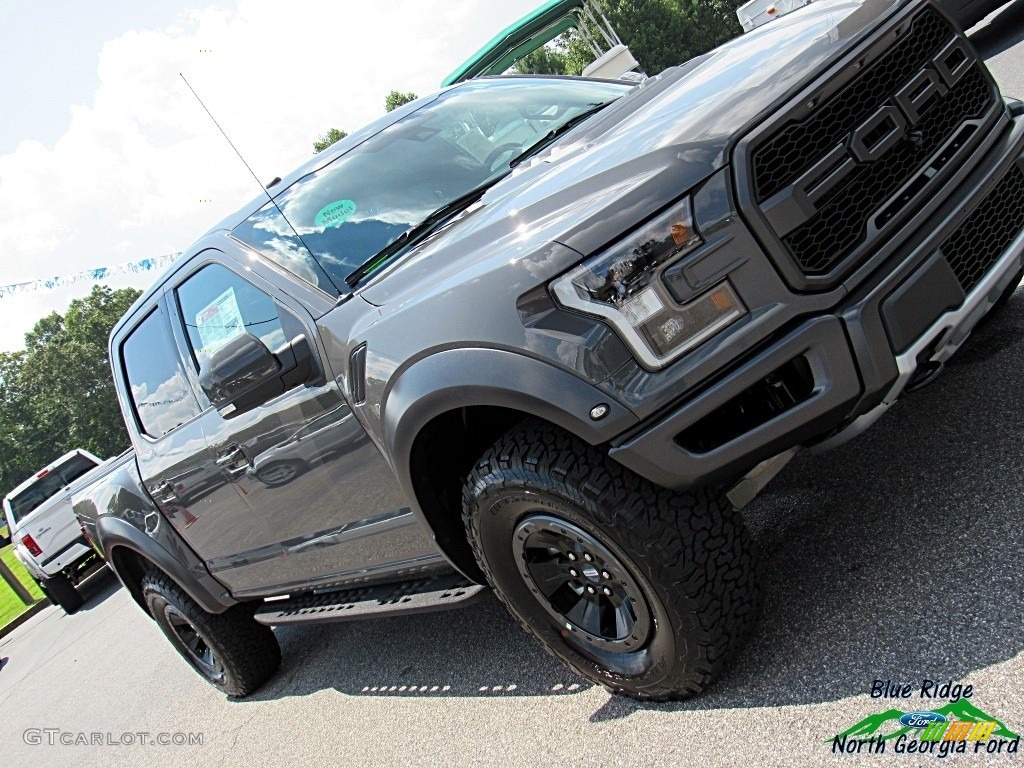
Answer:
xmin=0 ymin=253 xmax=182 ymax=299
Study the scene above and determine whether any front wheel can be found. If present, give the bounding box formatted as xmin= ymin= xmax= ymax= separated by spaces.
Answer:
xmin=462 ymin=421 xmax=762 ymax=700
xmin=141 ymin=570 xmax=280 ymax=698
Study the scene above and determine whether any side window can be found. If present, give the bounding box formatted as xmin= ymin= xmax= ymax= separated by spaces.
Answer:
xmin=175 ymin=263 xmax=287 ymax=371
xmin=122 ymin=308 xmax=201 ymax=439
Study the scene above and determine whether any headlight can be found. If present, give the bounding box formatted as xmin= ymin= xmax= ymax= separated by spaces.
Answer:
xmin=550 ymin=197 xmax=746 ymax=370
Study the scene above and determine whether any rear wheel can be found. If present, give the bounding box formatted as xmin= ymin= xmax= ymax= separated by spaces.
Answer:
xmin=42 ymin=573 xmax=84 ymax=614
xmin=141 ymin=570 xmax=280 ymax=698
xmin=462 ymin=420 xmax=761 ymax=700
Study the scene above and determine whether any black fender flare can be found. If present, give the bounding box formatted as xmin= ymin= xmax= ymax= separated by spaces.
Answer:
xmin=96 ymin=515 xmax=236 ymax=615
xmin=382 ymin=347 xmax=638 ymax=544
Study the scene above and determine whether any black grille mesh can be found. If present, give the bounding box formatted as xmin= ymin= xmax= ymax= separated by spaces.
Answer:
xmin=745 ymin=6 xmax=998 ymax=286
xmin=752 ymin=8 xmax=951 ymax=201
xmin=784 ymin=69 xmax=991 ymax=275
xmin=943 ymin=167 xmax=1024 ymax=294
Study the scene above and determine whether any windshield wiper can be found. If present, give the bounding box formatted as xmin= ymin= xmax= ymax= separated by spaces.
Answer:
xmin=507 ymin=101 xmax=615 ymax=170
xmin=344 ymin=101 xmax=616 ymax=288
xmin=344 ymin=178 xmax=503 ymax=287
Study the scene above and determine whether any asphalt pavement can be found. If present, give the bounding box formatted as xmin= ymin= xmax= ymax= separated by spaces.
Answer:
xmin=3 ymin=9 xmax=1024 ymax=767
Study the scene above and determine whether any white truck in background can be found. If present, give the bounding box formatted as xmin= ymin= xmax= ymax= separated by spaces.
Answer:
xmin=3 ymin=449 xmax=109 ymax=613
xmin=736 ymin=0 xmax=1003 ymax=32
xmin=735 ymin=0 xmax=812 ymax=32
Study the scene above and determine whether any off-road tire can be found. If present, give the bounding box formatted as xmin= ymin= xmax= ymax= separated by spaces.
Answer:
xmin=463 ymin=420 xmax=761 ymax=701
xmin=141 ymin=570 xmax=281 ymax=698
xmin=42 ymin=573 xmax=84 ymax=614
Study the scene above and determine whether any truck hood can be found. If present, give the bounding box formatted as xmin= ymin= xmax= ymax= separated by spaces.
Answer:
xmin=361 ymin=0 xmax=901 ymax=307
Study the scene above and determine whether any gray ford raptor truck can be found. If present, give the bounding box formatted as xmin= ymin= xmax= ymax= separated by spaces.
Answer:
xmin=74 ymin=0 xmax=1024 ymax=699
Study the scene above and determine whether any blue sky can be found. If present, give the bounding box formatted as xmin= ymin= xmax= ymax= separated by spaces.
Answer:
xmin=0 ymin=0 xmax=217 ymax=155
xmin=0 ymin=0 xmax=541 ymax=352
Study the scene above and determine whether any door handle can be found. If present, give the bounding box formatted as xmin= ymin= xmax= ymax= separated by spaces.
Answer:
xmin=215 ymin=445 xmax=245 ymax=466
xmin=151 ymin=480 xmax=180 ymax=506
xmin=215 ymin=445 xmax=249 ymax=477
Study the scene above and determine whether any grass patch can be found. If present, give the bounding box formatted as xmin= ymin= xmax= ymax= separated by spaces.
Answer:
xmin=0 ymin=545 xmax=45 ymax=628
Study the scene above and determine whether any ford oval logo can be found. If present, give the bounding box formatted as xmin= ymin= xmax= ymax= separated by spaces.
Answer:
xmin=899 ymin=711 xmax=947 ymax=728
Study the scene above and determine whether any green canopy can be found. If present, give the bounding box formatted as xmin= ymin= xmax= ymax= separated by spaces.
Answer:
xmin=441 ymin=0 xmax=591 ymax=86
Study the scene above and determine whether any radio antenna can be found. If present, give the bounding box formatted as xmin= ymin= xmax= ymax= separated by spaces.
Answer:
xmin=179 ymin=73 xmax=318 ymax=267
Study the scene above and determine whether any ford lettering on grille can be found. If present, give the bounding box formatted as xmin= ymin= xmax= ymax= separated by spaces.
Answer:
xmin=761 ymin=38 xmax=973 ymax=241
xmin=742 ymin=7 xmax=998 ymax=289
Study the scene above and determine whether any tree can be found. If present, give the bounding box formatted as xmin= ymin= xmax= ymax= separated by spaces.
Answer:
xmin=511 ymin=46 xmax=569 ymax=75
xmin=313 ymin=128 xmax=348 ymax=154
xmin=560 ymin=0 xmax=741 ymax=77
xmin=0 ymin=349 xmax=33 ymax=496
xmin=0 ymin=285 xmax=142 ymax=496
xmin=384 ymin=90 xmax=418 ymax=112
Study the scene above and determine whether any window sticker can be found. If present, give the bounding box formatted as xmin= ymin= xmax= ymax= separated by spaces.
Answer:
xmin=195 ymin=287 xmax=245 ymax=355
xmin=314 ymin=199 xmax=357 ymax=229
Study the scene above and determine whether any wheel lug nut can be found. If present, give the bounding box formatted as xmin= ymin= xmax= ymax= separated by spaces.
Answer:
xmin=602 ymin=586 xmax=612 ymax=596
xmin=567 ymin=552 xmax=577 ymax=561
xmin=586 ymin=585 xmax=596 ymax=595
xmin=583 ymin=553 xmax=593 ymax=562
xmin=569 ymin=568 xmax=578 ymax=578
xmin=601 ymin=570 xmax=610 ymax=580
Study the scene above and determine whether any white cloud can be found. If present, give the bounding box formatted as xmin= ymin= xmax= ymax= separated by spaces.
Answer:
xmin=0 ymin=0 xmax=541 ymax=351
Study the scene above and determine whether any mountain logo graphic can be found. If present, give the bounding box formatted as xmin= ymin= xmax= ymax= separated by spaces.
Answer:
xmin=832 ymin=700 xmax=1020 ymax=742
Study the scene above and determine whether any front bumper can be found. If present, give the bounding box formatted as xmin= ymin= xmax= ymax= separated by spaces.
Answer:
xmin=608 ymin=111 xmax=1024 ymax=491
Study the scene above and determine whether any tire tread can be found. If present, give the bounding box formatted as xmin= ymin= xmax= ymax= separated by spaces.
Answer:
xmin=43 ymin=573 xmax=84 ymax=614
xmin=141 ymin=570 xmax=280 ymax=698
xmin=462 ymin=419 xmax=761 ymax=701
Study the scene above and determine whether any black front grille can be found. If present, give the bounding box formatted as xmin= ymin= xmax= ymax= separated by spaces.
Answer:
xmin=943 ymin=167 xmax=1024 ymax=294
xmin=745 ymin=7 xmax=998 ymax=288
xmin=753 ymin=9 xmax=951 ymax=201
xmin=784 ymin=70 xmax=990 ymax=275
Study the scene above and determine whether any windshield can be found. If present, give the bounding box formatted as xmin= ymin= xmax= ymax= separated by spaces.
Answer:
xmin=232 ymin=77 xmax=631 ymax=293
xmin=5 ymin=454 xmax=98 ymax=525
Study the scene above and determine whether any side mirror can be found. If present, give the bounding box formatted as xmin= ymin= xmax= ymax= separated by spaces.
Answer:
xmin=198 ymin=333 xmax=283 ymax=414
xmin=275 ymin=334 xmax=318 ymax=389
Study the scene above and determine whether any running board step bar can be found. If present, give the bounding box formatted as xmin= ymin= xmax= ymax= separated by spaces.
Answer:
xmin=253 ymin=573 xmax=486 ymax=626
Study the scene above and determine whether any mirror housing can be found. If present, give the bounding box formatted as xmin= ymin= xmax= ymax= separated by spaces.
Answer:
xmin=198 ymin=332 xmax=320 ymax=417
xmin=198 ymin=333 xmax=283 ymax=414
xmin=275 ymin=334 xmax=318 ymax=389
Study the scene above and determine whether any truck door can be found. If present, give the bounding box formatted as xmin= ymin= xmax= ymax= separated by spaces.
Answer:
xmin=118 ymin=299 xmax=256 ymax=587
xmin=166 ymin=255 xmax=437 ymax=596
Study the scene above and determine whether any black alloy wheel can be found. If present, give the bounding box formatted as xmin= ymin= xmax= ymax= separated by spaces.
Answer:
xmin=514 ymin=515 xmax=652 ymax=659
xmin=141 ymin=569 xmax=281 ymax=698
xmin=161 ymin=605 xmax=226 ymax=686
xmin=463 ymin=419 xmax=762 ymax=700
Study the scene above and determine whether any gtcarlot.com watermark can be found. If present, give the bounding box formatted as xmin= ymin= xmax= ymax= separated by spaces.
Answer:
xmin=24 ymin=729 xmax=203 ymax=747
